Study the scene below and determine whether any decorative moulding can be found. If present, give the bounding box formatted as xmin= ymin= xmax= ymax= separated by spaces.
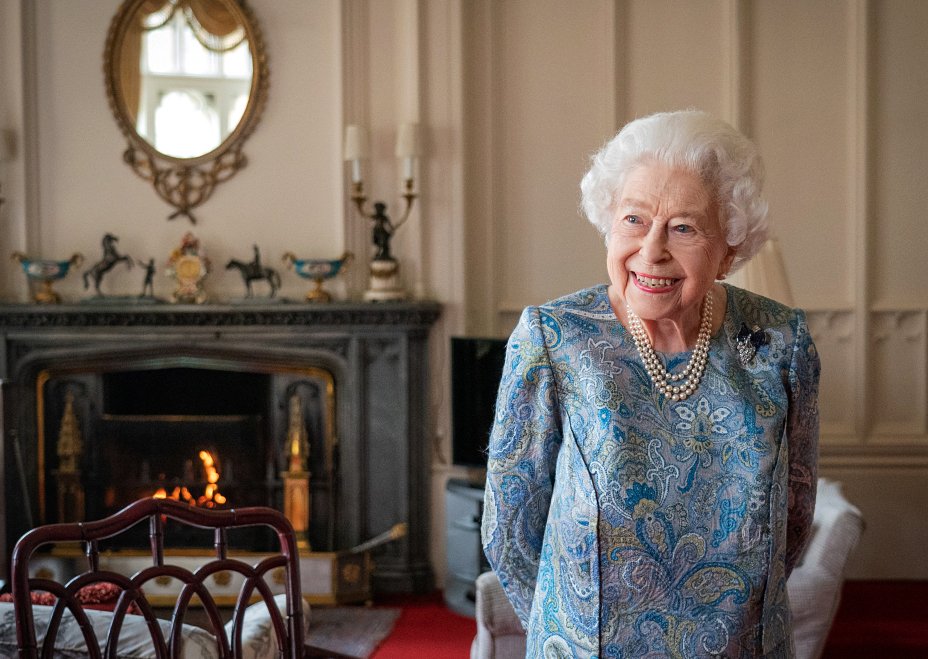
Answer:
xmin=0 ymin=301 xmax=441 ymax=329
xmin=818 ymin=441 xmax=928 ymax=469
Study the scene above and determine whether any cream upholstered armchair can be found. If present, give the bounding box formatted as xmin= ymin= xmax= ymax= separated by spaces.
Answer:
xmin=470 ymin=478 xmax=864 ymax=659
xmin=785 ymin=478 xmax=865 ymax=659
xmin=470 ymin=570 xmax=528 ymax=659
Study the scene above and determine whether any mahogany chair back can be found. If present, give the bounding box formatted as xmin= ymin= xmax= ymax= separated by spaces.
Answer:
xmin=10 ymin=497 xmax=304 ymax=659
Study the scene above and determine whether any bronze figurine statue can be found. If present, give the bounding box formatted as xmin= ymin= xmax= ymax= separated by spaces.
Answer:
xmin=226 ymin=245 xmax=281 ymax=297
xmin=371 ymin=202 xmax=397 ymax=261
xmin=362 ymin=202 xmax=409 ymax=301
xmin=83 ymin=233 xmax=132 ymax=296
xmin=138 ymin=258 xmax=156 ymax=298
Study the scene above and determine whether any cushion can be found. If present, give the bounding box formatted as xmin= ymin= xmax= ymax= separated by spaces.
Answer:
xmin=0 ymin=595 xmax=308 ymax=659
xmin=787 ymin=566 xmax=842 ymax=659
xmin=0 ymin=583 xmax=141 ymax=614
xmin=224 ymin=594 xmax=310 ymax=659
xmin=0 ymin=601 xmax=218 ymax=659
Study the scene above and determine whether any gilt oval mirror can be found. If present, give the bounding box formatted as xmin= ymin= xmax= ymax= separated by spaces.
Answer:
xmin=104 ymin=0 xmax=268 ymax=223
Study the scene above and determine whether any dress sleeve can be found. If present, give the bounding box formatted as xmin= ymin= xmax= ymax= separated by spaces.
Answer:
xmin=784 ymin=308 xmax=821 ymax=576
xmin=481 ymin=306 xmax=563 ymax=628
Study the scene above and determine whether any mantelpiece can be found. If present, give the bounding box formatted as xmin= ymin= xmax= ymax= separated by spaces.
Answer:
xmin=0 ymin=301 xmax=440 ymax=329
xmin=0 ymin=300 xmax=441 ymax=593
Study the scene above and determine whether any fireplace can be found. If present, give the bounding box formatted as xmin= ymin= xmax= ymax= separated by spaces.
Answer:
xmin=39 ymin=362 xmax=336 ymax=553
xmin=0 ymin=301 xmax=440 ymax=592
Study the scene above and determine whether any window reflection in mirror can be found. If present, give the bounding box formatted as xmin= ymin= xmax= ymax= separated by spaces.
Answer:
xmin=123 ymin=0 xmax=253 ymax=159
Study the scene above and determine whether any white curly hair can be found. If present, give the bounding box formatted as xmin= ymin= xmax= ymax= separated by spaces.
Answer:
xmin=580 ymin=110 xmax=769 ymax=274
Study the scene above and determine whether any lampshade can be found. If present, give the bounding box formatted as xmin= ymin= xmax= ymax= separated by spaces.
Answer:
xmin=734 ymin=237 xmax=794 ymax=306
xmin=343 ymin=125 xmax=369 ymax=161
xmin=395 ymin=123 xmax=419 ymax=159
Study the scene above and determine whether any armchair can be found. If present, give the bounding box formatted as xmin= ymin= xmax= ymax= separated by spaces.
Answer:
xmin=786 ymin=478 xmax=865 ymax=659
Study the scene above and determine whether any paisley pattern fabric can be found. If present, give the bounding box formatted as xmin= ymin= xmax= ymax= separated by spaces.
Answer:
xmin=482 ymin=284 xmax=820 ymax=659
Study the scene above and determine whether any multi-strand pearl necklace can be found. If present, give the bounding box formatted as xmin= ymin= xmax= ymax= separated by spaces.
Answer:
xmin=626 ymin=291 xmax=713 ymax=402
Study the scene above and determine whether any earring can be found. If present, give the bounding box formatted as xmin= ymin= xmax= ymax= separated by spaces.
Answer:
xmin=718 ymin=273 xmax=727 ymax=280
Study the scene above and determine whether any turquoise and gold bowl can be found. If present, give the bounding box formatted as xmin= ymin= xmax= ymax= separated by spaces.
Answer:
xmin=11 ymin=252 xmax=83 ymax=304
xmin=282 ymin=251 xmax=353 ymax=303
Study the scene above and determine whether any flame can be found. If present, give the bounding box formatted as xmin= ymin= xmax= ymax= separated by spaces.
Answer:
xmin=200 ymin=451 xmax=220 ymax=485
xmin=148 ymin=451 xmax=227 ymax=507
xmin=196 ymin=451 xmax=225 ymax=507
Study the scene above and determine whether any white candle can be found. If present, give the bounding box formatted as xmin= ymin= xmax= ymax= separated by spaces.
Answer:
xmin=352 ymin=159 xmax=361 ymax=183
xmin=403 ymin=157 xmax=413 ymax=181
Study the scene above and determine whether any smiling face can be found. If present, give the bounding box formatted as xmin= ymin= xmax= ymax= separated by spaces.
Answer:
xmin=607 ymin=163 xmax=737 ymax=332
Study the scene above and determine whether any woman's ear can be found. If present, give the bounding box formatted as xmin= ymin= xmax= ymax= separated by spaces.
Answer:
xmin=718 ymin=245 xmax=738 ymax=280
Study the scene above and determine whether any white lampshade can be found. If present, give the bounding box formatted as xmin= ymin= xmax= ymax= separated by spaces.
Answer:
xmin=343 ymin=125 xmax=369 ymax=161
xmin=735 ymin=237 xmax=794 ymax=306
xmin=395 ymin=123 xmax=419 ymax=158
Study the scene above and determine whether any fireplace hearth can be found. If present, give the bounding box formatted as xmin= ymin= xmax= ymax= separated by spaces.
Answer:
xmin=0 ymin=301 xmax=440 ymax=592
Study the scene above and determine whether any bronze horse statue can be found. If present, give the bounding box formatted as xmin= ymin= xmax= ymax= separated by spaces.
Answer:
xmin=84 ymin=233 xmax=132 ymax=295
xmin=226 ymin=245 xmax=281 ymax=297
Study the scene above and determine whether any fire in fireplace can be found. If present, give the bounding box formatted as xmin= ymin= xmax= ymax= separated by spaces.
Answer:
xmin=89 ymin=367 xmax=269 ymax=523
xmin=151 ymin=451 xmax=227 ymax=507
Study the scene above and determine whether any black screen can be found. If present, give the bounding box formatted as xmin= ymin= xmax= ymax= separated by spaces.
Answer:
xmin=450 ymin=337 xmax=508 ymax=468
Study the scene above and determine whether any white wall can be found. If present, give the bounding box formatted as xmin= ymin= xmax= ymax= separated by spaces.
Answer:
xmin=1 ymin=0 xmax=926 ymax=583
xmin=2 ymin=0 xmax=344 ymax=302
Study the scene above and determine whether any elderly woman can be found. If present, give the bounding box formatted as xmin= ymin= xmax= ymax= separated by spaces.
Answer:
xmin=482 ymin=110 xmax=820 ymax=659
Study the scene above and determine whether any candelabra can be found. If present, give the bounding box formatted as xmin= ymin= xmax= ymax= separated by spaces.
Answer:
xmin=282 ymin=394 xmax=311 ymax=550
xmin=344 ymin=123 xmax=419 ymax=301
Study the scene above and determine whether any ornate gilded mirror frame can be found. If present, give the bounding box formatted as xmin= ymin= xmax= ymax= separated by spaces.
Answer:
xmin=103 ymin=0 xmax=269 ymax=224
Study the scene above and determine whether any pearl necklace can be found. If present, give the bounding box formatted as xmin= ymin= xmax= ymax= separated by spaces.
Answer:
xmin=626 ymin=291 xmax=713 ymax=402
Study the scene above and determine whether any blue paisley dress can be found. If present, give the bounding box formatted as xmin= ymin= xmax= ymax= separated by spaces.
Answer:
xmin=482 ymin=284 xmax=820 ymax=659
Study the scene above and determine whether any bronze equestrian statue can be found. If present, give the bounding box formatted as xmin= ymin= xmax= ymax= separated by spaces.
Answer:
xmin=84 ymin=234 xmax=132 ymax=296
xmin=226 ymin=245 xmax=281 ymax=297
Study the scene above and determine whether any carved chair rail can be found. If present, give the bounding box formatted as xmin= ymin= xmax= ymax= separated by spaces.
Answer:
xmin=11 ymin=498 xmax=305 ymax=659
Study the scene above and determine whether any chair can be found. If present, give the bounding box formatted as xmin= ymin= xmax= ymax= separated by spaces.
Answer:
xmin=7 ymin=497 xmax=355 ymax=659
xmin=470 ymin=478 xmax=864 ymax=659
xmin=469 ymin=571 xmax=526 ymax=659
xmin=786 ymin=478 xmax=865 ymax=659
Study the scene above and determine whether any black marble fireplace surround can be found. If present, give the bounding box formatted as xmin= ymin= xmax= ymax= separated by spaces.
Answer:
xmin=0 ymin=301 xmax=440 ymax=592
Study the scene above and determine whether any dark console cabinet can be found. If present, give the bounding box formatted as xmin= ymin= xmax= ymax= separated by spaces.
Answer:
xmin=444 ymin=477 xmax=489 ymax=617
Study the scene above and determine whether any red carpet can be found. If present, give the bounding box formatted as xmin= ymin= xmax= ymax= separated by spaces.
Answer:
xmin=369 ymin=581 xmax=928 ymax=658
xmin=822 ymin=580 xmax=928 ymax=659
xmin=371 ymin=591 xmax=476 ymax=659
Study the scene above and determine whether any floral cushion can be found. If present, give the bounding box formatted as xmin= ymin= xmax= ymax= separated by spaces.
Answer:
xmin=0 ymin=583 xmax=141 ymax=614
